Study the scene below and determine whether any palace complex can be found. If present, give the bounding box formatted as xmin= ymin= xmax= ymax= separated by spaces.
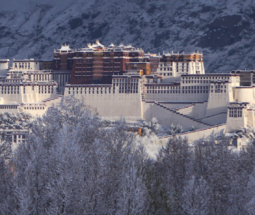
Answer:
xmin=0 ymin=41 xmax=254 ymax=149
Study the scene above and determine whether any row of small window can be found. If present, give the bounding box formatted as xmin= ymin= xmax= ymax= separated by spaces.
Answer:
xmin=229 ymin=109 xmax=242 ymax=118
xmin=0 ymin=106 xmax=18 ymax=109
xmin=68 ymin=87 xmax=111 ymax=91
xmin=211 ymin=90 xmax=226 ymax=93
xmin=211 ymin=85 xmax=227 ymax=88
xmin=147 ymin=86 xmax=180 ymax=90
xmin=160 ymin=63 xmax=174 ymax=67
xmin=147 ymin=86 xmax=209 ymax=90
xmin=15 ymin=62 xmax=31 ymax=66
xmin=14 ymin=62 xmax=32 ymax=69
xmin=38 ymin=86 xmax=54 ymax=94
xmin=29 ymin=74 xmax=50 ymax=81
xmin=24 ymin=107 xmax=45 ymax=110
xmin=16 ymin=66 xmax=31 ymax=69
xmin=160 ymin=68 xmax=173 ymax=71
xmin=183 ymin=80 xmax=226 ymax=84
xmin=160 ymin=62 xmax=197 ymax=67
xmin=159 ymin=73 xmax=172 ymax=76
xmin=113 ymin=83 xmax=138 ymax=87
xmin=6 ymin=80 xmax=20 ymax=82
xmin=113 ymin=79 xmax=139 ymax=83
xmin=1 ymin=90 xmax=19 ymax=94
xmin=69 ymin=90 xmax=112 ymax=94
xmin=183 ymin=76 xmax=230 ymax=80
xmin=1 ymin=86 xmax=19 ymax=90
xmin=147 ymin=90 xmax=209 ymax=94
xmin=118 ymin=87 xmax=138 ymax=90
xmin=10 ymin=74 xmax=22 ymax=77
xmin=13 ymin=135 xmax=26 ymax=143
xmin=119 ymin=90 xmax=138 ymax=93
xmin=1 ymin=86 xmax=55 ymax=94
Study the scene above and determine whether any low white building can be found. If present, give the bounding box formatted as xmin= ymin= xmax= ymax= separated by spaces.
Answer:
xmin=12 ymin=59 xmax=40 ymax=71
xmin=155 ymin=51 xmax=205 ymax=82
xmin=0 ymin=62 xmax=61 ymax=117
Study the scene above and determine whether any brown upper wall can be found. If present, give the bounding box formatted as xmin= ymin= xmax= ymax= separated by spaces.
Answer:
xmin=161 ymin=53 xmax=203 ymax=62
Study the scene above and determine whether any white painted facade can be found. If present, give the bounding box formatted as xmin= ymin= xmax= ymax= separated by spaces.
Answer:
xmin=0 ymin=59 xmax=9 ymax=78
xmin=1 ymin=56 xmax=255 ymax=147
xmin=158 ymin=124 xmax=226 ymax=145
xmin=0 ymin=129 xmax=28 ymax=151
xmin=64 ymin=75 xmax=143 ymax=119
xmin=12 ymin=59 xmax=40 ymax=71
xmin=0 ymin=67 xmax=60 ymax=117
xmin=154 ymin=52 xmax=205 ymax=82
xmin=62 ymin=72 xmax=248 ymax=132
xmin=1 ymin=60 xmax=253 ymax=132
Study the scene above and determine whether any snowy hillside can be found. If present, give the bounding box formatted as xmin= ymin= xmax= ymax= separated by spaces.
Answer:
xmin=0 ymin=0 xmax=255 ymax=73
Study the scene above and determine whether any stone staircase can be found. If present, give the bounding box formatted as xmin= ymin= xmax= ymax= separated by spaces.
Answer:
xmin=154 ymin=102 xmax=211 ymax=126
xmin=42 ymin=95 xmax=63 ymax=104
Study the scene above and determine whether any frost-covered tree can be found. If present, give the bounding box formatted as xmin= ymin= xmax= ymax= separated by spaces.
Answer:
xmin=190 ymin=126 xmax=195 ymax=131
xmin=167 ymin=123 xmax=183 ymax=135
xmin=30 ymin=96 xmax=101 ymax=149
xmin=156 ymin=137 xmax=192 ymax=214
xmin=116 ymin=152 xmax=148 ymax=215
xmin=10 ymin=97 xmax=148 ymax=214
xmin=181 ymin=176 xmax=210 ymax=215
xmin=0 ymin=141 xmax=15 ymax=215
xmin=194 ymin=137 xmax=248 ymax=214
xmin=245 ymin=167 xmax=255 ymax=214
xmin=149 ymin=117 xmax=159 ymax=132
xmin=3 ymin=96 xmax=255 ymax=214
xmin=0 ymin=112 xmax=32 ymax=130
xmin=13 ymin=135 xmax=51 ymax=214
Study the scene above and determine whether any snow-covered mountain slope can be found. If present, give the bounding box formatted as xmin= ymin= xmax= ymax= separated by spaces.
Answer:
xmin=0 ymin=0 xmax=255 ymax=73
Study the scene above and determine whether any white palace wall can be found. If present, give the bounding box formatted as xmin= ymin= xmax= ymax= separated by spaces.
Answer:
xmin=142 ymin=101 xmax=210 ymax=130
xmin=177 ymin=102 xmax=208 ymax=119
xmin=145 ymin=87 xmax=209 ymax=103
xmin=156 ymin=57 xmax=205 ymax=79
xmin=158 ymin=124 xmax=226 ymax=146
xmin=64 ymin=85 xmax=143 ymax=119
xmin=0 ymin=84 xmax=58 ymax=104
xmin=0 ymin=61 xmax=252 ymax=136
xmin=246 ymin=110 xmax=255 ymax=128
xmin=157 ymin=103 xmax=193 ymax=110
xmin=226 ymin=106 xmax=249 ymax=132
xmin=0 ymin=105 xmax=19 ymax=114
xmin=0 ymin=60 xmax=9 ymax=77
xmin=200 ymin=112 xmax=227 ymax=125
xmin=226 ymin=112 xmax=246 ymax=132
xmin=206 ymin=82 xmax=235 ymax=116
xmin=234 ymin=87 xmax=255 ymax=105
xmin=21 ymin=103 xmax=47 ymax=117
xmin=0 ymin=103 xmax=47 ymax=117
xmin=175 ymin=105 xmax=194 ymax=116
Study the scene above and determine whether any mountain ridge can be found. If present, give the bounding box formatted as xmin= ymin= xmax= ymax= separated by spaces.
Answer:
xmin=0 ymin=0 xmax=255 ymax=73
